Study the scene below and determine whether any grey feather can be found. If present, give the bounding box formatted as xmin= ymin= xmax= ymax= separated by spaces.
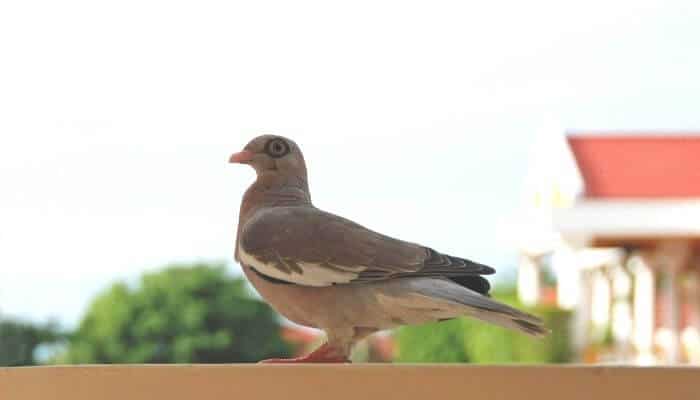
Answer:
xmin=400 ymin=278 xmax=549 ymax=337
xmin=240 ymin=206 xmax=495 ymax=286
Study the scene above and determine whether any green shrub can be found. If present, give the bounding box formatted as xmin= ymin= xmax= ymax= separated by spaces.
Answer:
xmin=395 ymin=288 xmax=573 ymax=363
xmin=63 ymin=263 xmax=290 ymax=363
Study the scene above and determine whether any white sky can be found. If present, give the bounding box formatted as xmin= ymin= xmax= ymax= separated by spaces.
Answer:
xmin=1 ymin=0 xmax=700 ymax=326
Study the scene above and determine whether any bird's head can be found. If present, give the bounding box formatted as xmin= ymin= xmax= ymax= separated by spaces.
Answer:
xmin=229 ymin=135 xmax=308 ymax=181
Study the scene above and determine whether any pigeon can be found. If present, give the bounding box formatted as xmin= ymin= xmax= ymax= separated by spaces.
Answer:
xmin=230 ymin=135 xmax=547 ymax=363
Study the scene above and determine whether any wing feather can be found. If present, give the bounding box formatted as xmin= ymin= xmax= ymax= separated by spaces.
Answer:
xmin=239 ymin=206 xmax=494 ymax=287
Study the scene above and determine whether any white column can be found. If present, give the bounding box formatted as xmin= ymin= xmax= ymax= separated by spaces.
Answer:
xmin=667 ymin=268 xmax=682 ymax=364
xmin=653 ymin=240 xmax=692 ymax=364
xmin=591 ymin=269 xmax=611 ymax=343
xmin=654 ymin=240 xmax=691 ymax=365
xmin=518 ymin=254 xmax=541 ymax=307
xmin=552 ymin=247 xmax=580 ymax=310
xmin=632 ymin=254 xmax=655 ymax=365
xmin=573 ymin=269 xmax=593 ymax=355
xmin=611 ymin=264 xmax=633 ymax=360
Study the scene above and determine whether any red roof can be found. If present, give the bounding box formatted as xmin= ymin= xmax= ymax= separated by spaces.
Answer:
xmin=567 ymin=134 xmax=700 ymax=198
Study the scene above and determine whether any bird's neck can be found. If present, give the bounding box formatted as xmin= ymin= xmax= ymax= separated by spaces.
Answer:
xmin=235 ymin=174 xmax=311 ymax=261
xmin=239 ymin=173 xmax=312 ymax=225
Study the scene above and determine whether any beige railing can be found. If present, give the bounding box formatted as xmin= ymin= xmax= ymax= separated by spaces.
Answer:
xmin=0 ymin=365 xmax=698 ymax=400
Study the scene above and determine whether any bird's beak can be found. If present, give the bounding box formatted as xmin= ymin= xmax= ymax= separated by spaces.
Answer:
xmin=229 ymin=150 xmax=254 ymax=164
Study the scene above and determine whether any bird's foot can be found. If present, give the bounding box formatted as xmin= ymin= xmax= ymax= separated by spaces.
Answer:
xmin=259 ymin=343 xmax=351 ymax=364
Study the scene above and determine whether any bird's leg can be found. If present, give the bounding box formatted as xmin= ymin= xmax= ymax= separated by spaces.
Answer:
xmin=259 ymin=342 xmax=351 ymax=364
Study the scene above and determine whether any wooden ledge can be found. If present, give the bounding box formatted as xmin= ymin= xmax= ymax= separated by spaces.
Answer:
xmin=1 ymin=365 xmax=698 ymax=400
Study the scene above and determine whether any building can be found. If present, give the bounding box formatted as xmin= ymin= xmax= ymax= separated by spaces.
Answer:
xmin=513 ymin=132 xmax=700 ymax=365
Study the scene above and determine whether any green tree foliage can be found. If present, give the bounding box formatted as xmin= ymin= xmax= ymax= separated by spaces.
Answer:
xmin=395 ymin=288 xmax=573 ymax=363
xmin=63 ymin=263 xmax=290 ymax=363
xmin=0 ymin=318 xmax=63 ymax=366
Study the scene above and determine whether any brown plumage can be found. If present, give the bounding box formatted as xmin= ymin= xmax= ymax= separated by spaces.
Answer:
xmin=231 ymin=134 xmax=547 ymax=363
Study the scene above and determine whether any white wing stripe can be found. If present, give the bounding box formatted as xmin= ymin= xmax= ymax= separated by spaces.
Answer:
xmin=238 ymin=245 xmax=360 ymax=287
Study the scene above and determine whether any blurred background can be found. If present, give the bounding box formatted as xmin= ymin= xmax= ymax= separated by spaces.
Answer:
xmin=2 ymin=0 xmax=700 ymax=365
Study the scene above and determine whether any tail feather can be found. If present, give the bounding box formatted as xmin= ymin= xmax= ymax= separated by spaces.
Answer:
xmin=466 ymin=309 xmax=550 ymax=338
xmin=404 ymin=278 xmax=550 ymax=337
xmin=447 ymin=275 xmax=491 ymax=296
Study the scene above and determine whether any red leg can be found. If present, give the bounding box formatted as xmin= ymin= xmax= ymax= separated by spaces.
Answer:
xmin=260 ymin=343 xmax=350 ymax=364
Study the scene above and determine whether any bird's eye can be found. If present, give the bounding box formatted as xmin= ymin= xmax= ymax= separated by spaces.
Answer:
xmin=265 ymin=138 xmax=290 ymax=158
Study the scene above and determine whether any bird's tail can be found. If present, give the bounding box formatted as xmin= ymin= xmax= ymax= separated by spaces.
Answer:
xmin=402 ymin=278 xmax=549 ymax=337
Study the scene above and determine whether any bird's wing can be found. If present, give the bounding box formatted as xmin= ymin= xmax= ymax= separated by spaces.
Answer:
xmin=238 ymin=206 xmax=494 ymax=287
